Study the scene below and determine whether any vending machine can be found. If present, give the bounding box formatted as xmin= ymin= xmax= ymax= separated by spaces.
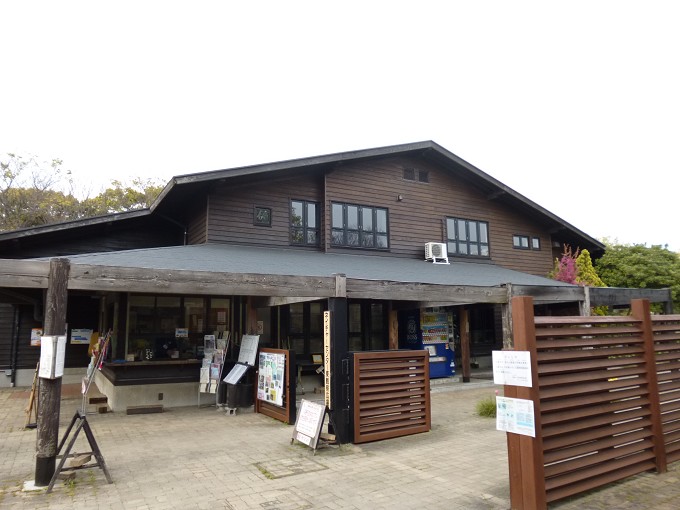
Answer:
xmin=399 ymin=310 xmax=455 ymax=378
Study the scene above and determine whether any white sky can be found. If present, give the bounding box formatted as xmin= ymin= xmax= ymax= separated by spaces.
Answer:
xmin=2 ymin=1 xmax=678 ymax=250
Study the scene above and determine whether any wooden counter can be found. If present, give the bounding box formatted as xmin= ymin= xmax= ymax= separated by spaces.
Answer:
xmin=100 ymin=359 xmax=201 ymax=386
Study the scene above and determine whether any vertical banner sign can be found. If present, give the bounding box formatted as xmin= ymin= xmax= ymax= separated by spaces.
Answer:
xmin=323 ymin=311 xmax=331 ymax=409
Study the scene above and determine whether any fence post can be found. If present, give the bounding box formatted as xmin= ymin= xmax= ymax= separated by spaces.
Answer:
xmin=507 ymin=296 xmax=546 ymax=510
xmin=631 ymin=299 xmax=667 ymax=473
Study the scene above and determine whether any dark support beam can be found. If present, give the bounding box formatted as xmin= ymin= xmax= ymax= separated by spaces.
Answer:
xmin=460 ymin=307 xmax=471 ymax=383
xmin=328 ymin=297 xmax=350 ymax=444
xmin=35 ymin=258 xmax=70 ymax=486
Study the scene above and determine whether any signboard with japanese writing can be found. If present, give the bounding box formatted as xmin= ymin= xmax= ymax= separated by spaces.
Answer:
xmin=39 ymin=335 xmax=66 ymax=379
xmin=492 ymin=350 xmax=532 ymax=387
xmin=323 ymin=311 xmax=331 ymax=409
xmin=496 ymin=396 xmax=536 ymax=437
xmin=292 ymin=399 xmax=326 ymax=449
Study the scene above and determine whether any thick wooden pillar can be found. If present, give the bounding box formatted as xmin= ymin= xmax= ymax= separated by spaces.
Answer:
xmin=35 ymin=258 xmax=70 ymax=486
xmin=506 ymin=296 xmax=546 ymax=510
xmin=460 ymin=307 xmax=471 ymax=383
xmin=328 ymin=297 xmax=350 ymax=444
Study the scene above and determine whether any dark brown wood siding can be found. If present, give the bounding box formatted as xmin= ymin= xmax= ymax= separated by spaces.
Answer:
xmin=186 ymin=197 xmax=208 ymax=245
xmin=0 ymin=304 xmax=42 ymax=371
xmin=0 ymin=216 xmax=182 ymax=259
xmin=324 ymin=156 xmax=555 ymax=276
xmin=206 ymin=173 xmax=324 ymax=248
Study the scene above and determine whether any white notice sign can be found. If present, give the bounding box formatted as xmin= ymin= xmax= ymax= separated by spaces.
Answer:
xmin=223 ymin=363 xmax=249 ymax=385
xmin=238 ymin=335 xmax=260 ymax=366
xmin=492 ymin=350 xmax=532 ymax=387
xmin=39 ymin=335 xmax=66 ymax=379
xmin=496 ymin=396 xmax=535 ymax=437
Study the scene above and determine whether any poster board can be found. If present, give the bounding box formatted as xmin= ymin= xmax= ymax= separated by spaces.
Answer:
xmin=70 ymin=328 xmax=93 ymax=345
xmin=291 ymin=399 xmax=326 ymax=450
xmin=257 ymin=351 xmax=285 ymax=406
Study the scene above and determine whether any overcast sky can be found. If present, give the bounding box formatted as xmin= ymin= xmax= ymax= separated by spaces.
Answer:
xmin=2 ymin=2 xmax=678 ymax=250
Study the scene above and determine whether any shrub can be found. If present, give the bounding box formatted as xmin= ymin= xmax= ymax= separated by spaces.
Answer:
xmin=476 ymin=396 xmax=497 ymax=418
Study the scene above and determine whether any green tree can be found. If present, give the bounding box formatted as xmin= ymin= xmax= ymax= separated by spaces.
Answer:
xmin=550 ymin=245 xmax=607 ymax=314
xmin=595 ymin=242 xmax=680 ymax=310
xmin=1 ymin=153 xmax=163 ymax=231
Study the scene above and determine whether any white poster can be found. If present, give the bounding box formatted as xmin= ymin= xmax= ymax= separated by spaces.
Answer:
xmin=223 ymin=363 xmax=249 ymax=385
xmin=39 ymin=335 xmax=66 ymax=379
xmin=238 ymin=335 xmax=260 ymax=366
xmin=496 ymin=396 xmax=536 ymax=437
xmin=492 ymin=350 xmax=532 ymax=387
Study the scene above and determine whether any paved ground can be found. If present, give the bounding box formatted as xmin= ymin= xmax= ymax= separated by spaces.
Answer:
xmin=1 ymin=378 xmax=679 ymax=510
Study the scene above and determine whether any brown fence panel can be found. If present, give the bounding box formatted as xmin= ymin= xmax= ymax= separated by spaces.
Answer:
xmin=651 ymin=314 xmax=680 ymax=464
xmin=352 ymin=351 xmax=430 ymax=444
xmin=509 ymin=297 xmax=669 ymax=507
xmin=254 ymin=348 xmax=296 ymax=424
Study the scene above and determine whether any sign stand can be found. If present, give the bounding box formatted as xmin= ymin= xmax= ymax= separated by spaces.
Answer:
xmin=46 ymin=409 xmax=113 ymax=493
xmin=291 ymin=399 xmax=335 ymax=455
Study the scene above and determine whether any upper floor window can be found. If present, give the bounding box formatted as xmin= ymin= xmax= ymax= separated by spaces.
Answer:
xmin=403 ymin=167 xmax=429 ymax=183
xmin=446 ymin=217 xmax=489 ymax=257
xmin=331 ymin=202 xmax=388 ymax=249
xmin=291 ymin=200 xmax=319 ymax=246
xmin=513 ymin=234 xmax=541 ymax=250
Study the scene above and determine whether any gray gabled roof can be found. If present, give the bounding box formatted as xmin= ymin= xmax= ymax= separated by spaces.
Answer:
xmin=62 ymin=243 xmax=572 ymax=288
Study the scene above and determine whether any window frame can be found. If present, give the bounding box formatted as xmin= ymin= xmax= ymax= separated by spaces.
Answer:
xmin=331 ymin=201 xmax=389 ymax=250
xmin=290 ymin=199 xmax=320 ymax=246
xmin=446 ymin=217 xmax=490 ymax=258
xmin=512 ymin=234 xmax=530 ymax=250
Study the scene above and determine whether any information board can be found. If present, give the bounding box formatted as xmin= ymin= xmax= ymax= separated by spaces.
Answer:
xmin=238 ymin=334 xmax=260 ymax=366
xmin=292 ymin=399 xmax=326 ymax=449
xmin=257 ymin=351 xmax=285 ymax=406
xmin=496 ymin=396 xmax=536 ymax=437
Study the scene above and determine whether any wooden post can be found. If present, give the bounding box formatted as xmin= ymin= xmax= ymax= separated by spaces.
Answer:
xmin=502 ymin=283 xmax=514 ymax=349
xmin=35 ymin=258 xmax=70 ymax=486
xmin=460 ymin=307 xmax=471 ymax=383
xmin=388 ymin=307 xmax=398 ymax=350
xmin=631 ymin=299 xmax=667 ymax=473
xmin=507 ymin=296 xmax=546 ymax=510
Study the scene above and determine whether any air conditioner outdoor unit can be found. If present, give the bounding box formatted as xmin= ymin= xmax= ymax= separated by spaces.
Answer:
xmin=425 ymin=242 xmax=449 ymax=264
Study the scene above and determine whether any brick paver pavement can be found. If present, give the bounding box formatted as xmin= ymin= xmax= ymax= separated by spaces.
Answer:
xmin=1 ymin=380 xmax=679 ymax=509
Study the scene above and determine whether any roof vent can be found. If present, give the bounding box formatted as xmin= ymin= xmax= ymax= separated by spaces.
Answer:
xmin=425 ymin=242 xmax=449 ymax=264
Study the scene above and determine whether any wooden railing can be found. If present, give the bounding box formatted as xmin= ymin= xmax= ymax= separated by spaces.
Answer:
xmin=508 ymin=297 xmax=680 ymax=508
xmin=351 ymin=351 xmax=430 ymax=444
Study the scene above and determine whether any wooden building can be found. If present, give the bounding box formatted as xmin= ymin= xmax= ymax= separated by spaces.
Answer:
xmin=0 ymin=141 xmax=671 ymax=429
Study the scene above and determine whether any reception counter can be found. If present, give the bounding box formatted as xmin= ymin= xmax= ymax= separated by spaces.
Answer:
xmin=95 ymin=360 xmax=206 ymax=411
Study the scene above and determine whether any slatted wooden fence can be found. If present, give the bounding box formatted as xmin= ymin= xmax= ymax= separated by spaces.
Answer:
xmin=351 ymin=350 xmax=430 ymax=444
xmin=508 ymin=297 xmax=680 ymax=509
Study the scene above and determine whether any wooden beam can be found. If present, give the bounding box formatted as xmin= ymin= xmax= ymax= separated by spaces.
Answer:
xmin=250 ymin=296 xmax=322 ymax=308
xmin=589 ymin=287 xmax=672 ymax=306
xmin=511 ymin=285 xmax=585 ymax=303
xmin=0 ymin=259 xmax=50 ymax=289
xmin=67 ymin=264 xmax=338 ymax=297
xmin=346 ymin=279 xmax=507 ymax=303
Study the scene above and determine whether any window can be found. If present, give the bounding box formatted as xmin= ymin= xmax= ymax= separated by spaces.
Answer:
xmin=403 ymin=168 xmax=416 ymax=180
xmin=417 ymin=170 xmax=429 ymax=183
xmin=253 ymin=206 xmax=271 ymax=226
xmin=331 ymin=202 xmax=388 ymax=249
xmin=446 ymin=217 xmax=489 ymax=257
xmin=513 ymin=235 xmax=530 ymax=249
xmin=513 ymin=234 xmax=541 ymax=250
xmin=403 ymin=167 xmax=429 ymax=183
xmin=290 ymin=200 xmax=319 ymax=246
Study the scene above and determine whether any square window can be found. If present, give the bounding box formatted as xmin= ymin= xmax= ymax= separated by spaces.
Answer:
xmin=403 ymin=168 xmax=416 ymax=180
xmin=531 ymin=237 xmax=541 ymax=250
xmin=254 ymin=207 xmax=271 ymax=226
xmin=417 ymin=170 xmax=429 ymax=183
